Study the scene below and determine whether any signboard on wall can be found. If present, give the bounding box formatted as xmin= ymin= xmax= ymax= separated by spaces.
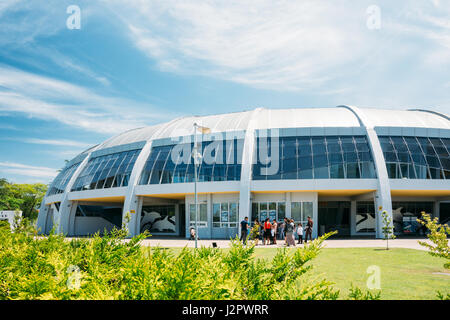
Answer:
xmin=260 ymin=210 xmax=267 ymax=221
xmin=221 ymin=211 xmax=229 ymax=222
xmin=269 ymin=210 xmax=276 ymax=221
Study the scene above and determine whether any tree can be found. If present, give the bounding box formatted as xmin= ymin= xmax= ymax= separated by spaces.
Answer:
xmin=381 ymin=210 xmax=395 ymax=250
xmin=417 ymin=212 xmax=449 ymax=269
xmin=0 ymin=178 xmax=47 ymax=221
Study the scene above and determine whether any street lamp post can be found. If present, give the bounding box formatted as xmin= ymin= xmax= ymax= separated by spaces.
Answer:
xmin=192 ymin=123 xmax=210 ymax=249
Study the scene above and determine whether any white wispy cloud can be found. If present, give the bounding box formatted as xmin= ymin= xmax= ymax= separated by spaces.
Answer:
xmin=0 ymin=65 xmax=174 ymax=134
xmin=105 ymin=0 xmax=450 ymax=96
xmin=23 ymin=138 xmax=90 ymax=148
xmin=0 ymin=162 xmax=58 ymax=180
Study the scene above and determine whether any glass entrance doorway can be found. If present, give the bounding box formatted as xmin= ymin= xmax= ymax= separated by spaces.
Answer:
xmin=251 ymin=202 xmax=286 ymax=223
xmin=318 ymin=201 xmax=350 ymax=236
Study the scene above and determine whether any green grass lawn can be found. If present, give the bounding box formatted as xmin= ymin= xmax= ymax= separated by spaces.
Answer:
xmin=153 ymin=246 xmax=449 ymax=300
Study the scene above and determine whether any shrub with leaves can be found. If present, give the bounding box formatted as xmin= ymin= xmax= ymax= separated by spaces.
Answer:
xmin=381 ymin=210 xmax=395 ymax=250
xmin=417 ymin=212 xmax=449 ymax=269
xmin=0 ymin=219 xmax=376 ymax=300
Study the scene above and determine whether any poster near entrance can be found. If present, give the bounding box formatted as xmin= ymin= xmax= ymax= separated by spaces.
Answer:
xmin=140 ymin=205 xmax=176 ymax=234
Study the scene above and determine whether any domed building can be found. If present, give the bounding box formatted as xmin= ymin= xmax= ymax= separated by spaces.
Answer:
xmin=37 ymin=106 xmax=450 ymax=239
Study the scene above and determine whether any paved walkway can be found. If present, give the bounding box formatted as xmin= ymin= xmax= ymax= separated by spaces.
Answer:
xmin=140 ymin=238 xmax=434 ymax=251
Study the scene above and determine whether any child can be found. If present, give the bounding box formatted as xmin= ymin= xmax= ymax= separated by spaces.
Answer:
xmin=297 ymin=223 xmax=303 ymax=244
xmin=189 ymin=227 xmax=196 ymax=240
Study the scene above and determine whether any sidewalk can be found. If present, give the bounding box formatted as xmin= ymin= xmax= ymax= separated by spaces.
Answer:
xmin=139 ymin=238 xmax=434 ymax=251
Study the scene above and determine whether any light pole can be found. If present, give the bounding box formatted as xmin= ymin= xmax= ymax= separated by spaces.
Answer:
xmin=192 ymin=123 xmax=211 ymax=249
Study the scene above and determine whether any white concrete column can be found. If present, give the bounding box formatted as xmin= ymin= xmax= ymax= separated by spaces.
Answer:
xmin=122 ymin=117 xmax=184 ymax=237
xmin=185 ymin=195 xmax=190 ymax=238
xmin=340 ymin=106 xmax=393 ymax=239
xmin=350 ymin=200 xmax=357 ymax=236
xmin=122 ymin=141 xmax=153 ymax=237
xmin=207 ymin=193 xmax=212 ymax=239
xmin=238 ymin=108 xmax=262 ymax=238
xmin=56 ymin=154 xmax=93 ymax=235
xmin=434 ymin=201 xmax=440 ymax=221
xmin=286 ymin=192 xmax=292 ymax=219
xmin=312 ymin=192 xmax=319 ymax=239
xmin=36 ymin=199 xmax=49 ymax=234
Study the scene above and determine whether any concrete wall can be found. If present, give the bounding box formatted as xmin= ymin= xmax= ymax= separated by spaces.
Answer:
xmin=74 ymin=216 xmax=116 ymax=236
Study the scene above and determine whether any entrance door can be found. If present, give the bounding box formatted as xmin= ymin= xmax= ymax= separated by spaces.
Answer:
xmin=318 ymin=201 xmax=350 ymax=236
xmin=212 ymin=202 xmax=238 ymax=239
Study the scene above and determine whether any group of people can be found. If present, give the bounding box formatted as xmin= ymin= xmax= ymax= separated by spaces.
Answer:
xmin=240 ymin=216 xmax=314 ymax=246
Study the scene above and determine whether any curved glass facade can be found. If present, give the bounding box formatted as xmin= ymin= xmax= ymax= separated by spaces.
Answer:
xmin=379 ymin=136 xmax=449 ymax=179
xmin=139 ymin=139 xmax=243 ymax=185
xmin=71 ymin=149 xmax=141 ymax=191
xmin=253 ymin=135 xmax=376 ymax=180
xmin=47 ymin=162 xmax=81 ymax=196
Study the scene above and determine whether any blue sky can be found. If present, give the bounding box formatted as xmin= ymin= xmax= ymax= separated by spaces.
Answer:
xmin=0 ymin=0 xmax=449 ymax=184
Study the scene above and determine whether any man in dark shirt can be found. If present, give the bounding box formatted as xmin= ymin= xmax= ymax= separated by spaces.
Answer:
xmin=305 ymin=216 xmax=313 ymax=243
xmin=240 ymin=217 xmax=249 ymax=244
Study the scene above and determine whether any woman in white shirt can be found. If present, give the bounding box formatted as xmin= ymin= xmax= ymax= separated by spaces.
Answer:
xmin=297 ymin=223 xmax=303 ymax=244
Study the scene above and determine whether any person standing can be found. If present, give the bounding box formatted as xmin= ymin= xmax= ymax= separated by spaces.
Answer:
xmin=271 ymin=219 xmax=278 ymax=245
xmin=305 ymin=216 xmax=313 ymax=243
xmin=279 ymin=220 xmax=285 ymax=240
xmin=286 ymin=219 xmax=296 ymax=247
xmin=240 ymin=217 xmax=249 ymax=244
xmin=283 ymin=218 xmax=289 ymax=245
xmin=297 ymin=223 xmax=303 ymax=244
xmin=263 ymin=218 xmax=272 ymax=245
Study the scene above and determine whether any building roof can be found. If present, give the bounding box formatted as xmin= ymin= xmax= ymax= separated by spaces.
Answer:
xmin=85 ymin=106 xmax=450 ymax=153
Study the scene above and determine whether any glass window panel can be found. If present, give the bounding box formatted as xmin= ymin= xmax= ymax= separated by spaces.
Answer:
xmin=357 ymin=151 xmax=372 ymax=162
xmin=313 ymin=154 xmax=328 ymax=167
xmin=298 ymin=168 xmax=313 ymax=179
xmin=344 ymin=151 xmax=358 ymax=163
xmin=397 ymin=152 xmax=411 ymax=163
xmin=291 ymin=202 xmax=301 ymax=221
xmin=230 ymin=203 xmax=238 ymax=222
xmin=303 ymin=202 xmax=313 ymax=220
xmin=346 ymin=162 xmax=360 ymax=178
xmin=341 ymin=137 xmax=356 ymax=152
xmin=429 ymin=167 xmax=441 ymax=179
xmin=440 ymin=157 xmax=450 ymax=171
xmin=391 ymin=137 xmax=408 ymax=152
xmin=260 ymin=202 xmax=268 ymax=221
xmin=426 ymin=155 xmax=440 ymax=169
xmin=212 ymin=203 xmax=220 ymax=227
xmin=283 ymin=138 xmax=297 ymax=157
xmin=386 ymin=163 xmax=398 ymax=178
xmin=282 ymin=158 xmax=297 ymax=179
xmin=415 ymin=165 xmax=428 ymax=179
xmin=312 ymin=142 xmax=327 ymax=155
xmin=298 ymin=138 xmax=312 ymax=156
xmin=411 ymin=153 xmax=426 ymax=165
xmin=356 ymin=142 xmax=369 ymax=152
xmin=189 ymin=203 xmax=207 ymax=226
xmin=325 ymin=137 xmax=341 ymax=153
xmin=328 ymin=153 xmax=343 ymax=164
xmin=71 ymin=149 xmax=141 ymax=191
xmin=251 ymin=202 xmax=259 ymax=222
xmin=298 ymin=155 xmax=313 ymax=169
xmin=360 ymin=162 xmax=376 ymax=178
xmin=48 ymin=162 xmax=81 ymax=195
xmin=330 ymin=163 xmax=345 ymax=178
xmin=314 ymin=166 xmax=329 ymax=179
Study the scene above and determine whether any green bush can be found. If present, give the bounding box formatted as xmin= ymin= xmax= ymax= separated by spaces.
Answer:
xmin=0 ymin=219 xmax=374 ymax=300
